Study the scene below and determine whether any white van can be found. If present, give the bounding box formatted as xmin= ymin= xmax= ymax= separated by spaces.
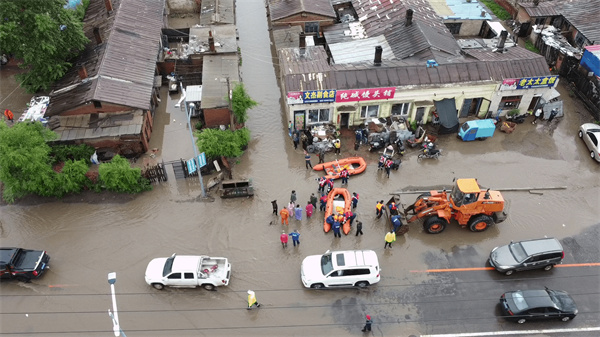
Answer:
xmin=301 ymin=250 xmax=380 ymax=289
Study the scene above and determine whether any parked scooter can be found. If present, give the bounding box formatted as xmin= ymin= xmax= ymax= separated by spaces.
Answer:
xmin=394 ymin=138 xmax=405 ymax=156
xmin=369 ymin=135 xmax=387 ymax=152
xmin=417 ymin=142 xmax=442 ymax=161
xmin=506 ymin=112 xmax=529 ymax=124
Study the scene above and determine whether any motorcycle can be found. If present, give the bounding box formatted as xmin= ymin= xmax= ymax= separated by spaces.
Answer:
xmin=369 ymin=135 xmax=386 ymax=152
xmin=506 ymin=112 xmax=529 ymax=124
xmin=394 ymin=138 xmax=405 ymax=156
xmin=417 ymin=146 xmax=442 ymax=161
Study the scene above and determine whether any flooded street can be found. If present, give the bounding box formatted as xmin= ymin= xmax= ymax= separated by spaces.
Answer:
xmin=1 ymin=0 xmax=599 ymax=336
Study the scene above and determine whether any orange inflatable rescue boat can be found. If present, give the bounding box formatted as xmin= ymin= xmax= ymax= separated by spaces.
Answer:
xmin=313 ymin=157 xmax=366 ymax=180
xmin=323 ymin=188 xmax=352 ymax=234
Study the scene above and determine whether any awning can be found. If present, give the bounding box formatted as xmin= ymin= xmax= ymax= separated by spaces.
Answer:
xmin=434 ymin=98 xmax=459 ymax=134
xmin=540 ymin=88 xmax=560 ymax=103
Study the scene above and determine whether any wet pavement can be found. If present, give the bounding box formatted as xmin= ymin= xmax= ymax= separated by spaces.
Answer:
xmin=1 ymin=1 xmax=600 ymax=336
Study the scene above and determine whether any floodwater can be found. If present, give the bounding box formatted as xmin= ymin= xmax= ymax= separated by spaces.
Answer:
xmin=1 ymin=0 xmax=599 ymax=336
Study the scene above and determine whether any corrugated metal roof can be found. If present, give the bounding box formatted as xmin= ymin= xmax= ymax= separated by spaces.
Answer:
xmin=201 ymin=54 xmax=240 ymax=109
xmin=189 ymin=25 xmax=238 ymax=54
xmin=48 ymin=0 xmax=165 ymax=115
xmin=268 ymin=0 xmax=336 ymax=21
xmin=186 ymin=85 xmax=203 ymax=102
xmin=519 ymin=1 xmax=559 ymax=18
xmin=561 ymin=0 xmax=600 ymax=45
xmin=53 ymin=110 xmax=145 ymax=141
xmin=200 ymin=0 xmax=235 ymax=25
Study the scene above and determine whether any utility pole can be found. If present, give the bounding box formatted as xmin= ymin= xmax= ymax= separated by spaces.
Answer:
xmin=107 ymin=272 xmax=127 ymax=337
xmin=186 ymin=101 xmax=207 ymax=197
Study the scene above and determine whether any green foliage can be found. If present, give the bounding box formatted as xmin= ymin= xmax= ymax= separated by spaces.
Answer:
xmin=525 ymin=40 xmax=540 ymax=53
xmin=195 ymin=128 xmax=251 ymax=159
xmin=55 ymin=159 xmax=89 ymax=196
xmin=194 ymin=121 xmax=203 ymax=130
xmin=0 ymin=121 xmax=57 ymax=202
xmin=74 ymin=0 xmax=90 ymax=21
xmin=508 ymin=109 xmax=520 ymax=116
xmin=479 ymin=0 xmax=511 ymax=21
xmin=0 ymin=0 xmax=89 ymax=92
xmin=230 ymin=83 xmax=258 ymax=124
xmin=98 ymin=155 xmax=151 ymax=193
xmin=51 ymin=144 xmax=95 ymax=164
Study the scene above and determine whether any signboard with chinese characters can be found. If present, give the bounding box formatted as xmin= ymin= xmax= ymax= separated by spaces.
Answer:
xmin=302 ymin=90 xmax=336 ymax=103
xmin=335 ymin=87 xmax=396 ymax=103
xmin=501 ymin=75 xmax=559 ymax=90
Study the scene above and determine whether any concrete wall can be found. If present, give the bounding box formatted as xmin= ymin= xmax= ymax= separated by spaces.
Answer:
xmin=167 ymin=0 xmax=199 ymax=14
xmin=445 ymin=19 xmax=485 ymax=37
xmin=488 ymin=84 xmax=557 ymax=116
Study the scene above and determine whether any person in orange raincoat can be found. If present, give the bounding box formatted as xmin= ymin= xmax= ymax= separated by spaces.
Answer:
xmin=280 ymin=208 xmax=290 ymax=225
xmin=4 ymin=109 xmax=14 ymax=122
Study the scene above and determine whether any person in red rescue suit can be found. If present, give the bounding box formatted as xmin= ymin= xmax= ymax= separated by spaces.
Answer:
xmin=340 ymin=168 xmax=349 ymax=185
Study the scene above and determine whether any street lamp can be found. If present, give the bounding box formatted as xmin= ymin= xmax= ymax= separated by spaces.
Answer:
xmin=185 ymin=101 xmax=207 ymax=198
xmin=107 ymin=272 xmax=127 ymax=337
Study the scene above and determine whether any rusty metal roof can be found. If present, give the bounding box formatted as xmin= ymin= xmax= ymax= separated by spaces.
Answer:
xmin=561 ymin=0 xmax=600 ymax=45
xmin=280 ymin=44 xmax=550 ymax=91
xmin=200 ymin=0 xmax=235 ymax=25
xmin=53 ymin=110 xmax=144 ymax=141
xmin=268 ymin=0 xmax=336 ymax=21
xmin=48 ymin=0 xmax=165 ymax=115
xmin=201 ymin=54 xmax=240 ymax=109
xmin=519 ymin=1 xmax=560 ymax=17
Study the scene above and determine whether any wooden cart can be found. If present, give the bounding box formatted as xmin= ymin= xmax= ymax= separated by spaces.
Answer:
xmin=500 ymin=121 xmax=516 ymax=133
xmin=218 ymin=179 xmax=254 ymax=198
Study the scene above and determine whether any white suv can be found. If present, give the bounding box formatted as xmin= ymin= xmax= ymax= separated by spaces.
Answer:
xmin=301 ymin=250 xmax=380 ymax=289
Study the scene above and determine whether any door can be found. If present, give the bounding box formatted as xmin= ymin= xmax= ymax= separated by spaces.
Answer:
xmin=528 ymin=96 xmax=541 ymax=111
xmin=340 ymin=113 xmax=350 ymax=128
xmin=464 ymin=128 xmax=478 ymax=141
xmin=165 ymin=272 xmax=187 ymax=287
xmin=460 ymin=99 xmax=472 ymax=118
xmin=326 ymin=270 xmax=353 ymax=287
xmin=521 ymin=256 xmax=541 ymax=270
xmin=479 ymin=98 xmax=491 ymax=117
xmin=294 ymin=111 xmax=305 ymax=130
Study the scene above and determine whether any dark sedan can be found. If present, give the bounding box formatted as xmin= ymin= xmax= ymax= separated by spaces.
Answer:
xmin=500 ymin=288 xmax=577 ymax=324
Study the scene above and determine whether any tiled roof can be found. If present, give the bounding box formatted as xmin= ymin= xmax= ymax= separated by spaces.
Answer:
xmin=561 ymin=0 xmax=600 ymax=44
xmin=49 ymin=0 xmax=165 ymax=115
xmin=268 ymin=0 xmax=336 ymax=21
xmin=53 ymin=110 xmax=145 ymax=141
xmin=201 ymin=54 xmax=240 ymax=109
xmin=519 ymin=1 xmax=559 ymax=17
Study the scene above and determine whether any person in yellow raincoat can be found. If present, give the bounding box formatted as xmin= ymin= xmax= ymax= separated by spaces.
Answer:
xmin=247 ymin=290 xmax=260 ymax=309
xmin=384 ymin=231 xmax=396 ymax=249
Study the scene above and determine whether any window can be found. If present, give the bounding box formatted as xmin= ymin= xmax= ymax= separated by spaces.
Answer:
xmin=167 ymin=273 xmax=181 ymax=279
xmin=93 ymin=100 xmax=102 ymax=108
xmin=534 ymin=17 xmax=545 ymax=25
xmin=344 ymin=269 xmax=370 ymax=276
xmin=445 ymin=23 xmax=462 ymax=35
xmin=305 ymin=22 xmax=320 ymax=34
xmin=321 ymin=253 xmax=333 ymax=275
xmin=500 ymin=96 xmax=522 ymax=109
xmin=360 ymin=105 xmax=379 ymax=118
xmin=336 ymin=253 xmax=346 ymax=266
xmin=184 ymin=273 xmax=194 ymax=279
xmin=574 ymin=32 xmax=586 ymax=47
xmin=391 ymin=103 xmax=410 ymax=116
xmin=308 ymin=109 xmax=330 ymax=123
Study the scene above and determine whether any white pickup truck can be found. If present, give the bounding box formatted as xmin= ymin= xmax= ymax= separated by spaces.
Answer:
xmin=145 ymin=254 xmax=231 ymax=290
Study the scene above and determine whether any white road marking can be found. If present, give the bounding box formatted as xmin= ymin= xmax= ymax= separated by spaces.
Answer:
xmin=421 ymin=327 xmax=600 ymax=337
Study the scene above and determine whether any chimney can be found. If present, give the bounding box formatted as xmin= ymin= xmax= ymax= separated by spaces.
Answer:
xmin=481 ymin=10 xmax=486 ymax=17
xmin=78 ymin=64 xmax=88 ymax=80
xmin=497 ymin=30 xmax=508 ymax=51
xmin=405 ymin=9 xmax=413 ymax=26
xmin=374 ymin=46 xmax=382 ymax=66
xmin=93 ymin=27 xmax=102 ymax=44
xmin=534 ymin=0 xmax=540 ymax=6
xmin=299 ymin=32 xmax=306 ymax=55
xmin=208 ymin=31 xmax=215 ymax=52
xmin=104 ymin=0 xmax=113 ymax=13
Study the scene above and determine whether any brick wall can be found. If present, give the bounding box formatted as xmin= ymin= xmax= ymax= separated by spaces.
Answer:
xmin=59 ymin=102 xmax=134 ymax=116
xmin=204 ymin=108 xmax=231 ymax=127
xmin=495 ymin=0 xmax=518 ymax=17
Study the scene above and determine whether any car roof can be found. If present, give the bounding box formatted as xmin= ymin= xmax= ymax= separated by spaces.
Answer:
xmin=581 ymin=123 xmax=600 ymax=133
xmin=519 ymin=237 xmax=562 ymax=255
xmin=332 ymin=250 xmax=378 ymax=268
xmin=518 ymin=289 xmax=557 ymax=309
xmin=171 ymin=255 xmax=201 ymax=273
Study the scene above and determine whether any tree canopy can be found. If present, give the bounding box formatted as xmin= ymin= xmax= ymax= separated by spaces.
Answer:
xmin=230 ymin=83 xmax=258 ymax=125
xmin=196 ymin=128 xmax=250 ymax=159
xmin=0 ymin=0 xmax=89 ymax=92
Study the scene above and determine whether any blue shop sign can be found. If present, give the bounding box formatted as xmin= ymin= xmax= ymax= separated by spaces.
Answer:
xmin=516 ymin=75 xmax=558 ymax=89
xmin=303 ymin=90 xmax=336 ymax=103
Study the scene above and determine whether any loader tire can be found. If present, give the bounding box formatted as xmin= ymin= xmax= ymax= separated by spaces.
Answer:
xmin=423 ymin=216 xmax=448 ymax=234
xmin=468 ymin=215 xmax=493 ymax=232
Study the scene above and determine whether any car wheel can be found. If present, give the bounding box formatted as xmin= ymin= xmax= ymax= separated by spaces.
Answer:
xmin=591 ymin=151 xmax=596 ymax=160
xmin=152 ymin=283 xmax=164 ymax=290
xmin=578 ymin=130 xmax=583 ymax=138
xmin=202 ymin=284 xmax=215 ymax=291
xmin=311 ymin=283 xmax=324 ymax=289
xmin=423 ymin=216 xmax=448 ymax=234
xmin=356 ymin=281 xmax=369 ymax=288
xmin=561 ymin=316 xmax=571 ymax=322
xmin=543 ymin=264 xmax=554 ymax=271
xmin=517 ymin=318 xmax=526 ymax=324
xmin=505 ymin=270 xmax=514 ymax=276
xmin=468 ymin=214 xmax=493 ymax=232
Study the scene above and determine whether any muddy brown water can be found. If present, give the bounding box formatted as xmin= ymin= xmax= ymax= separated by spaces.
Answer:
xmin=1 ymin=1 xmax=599 ymax=336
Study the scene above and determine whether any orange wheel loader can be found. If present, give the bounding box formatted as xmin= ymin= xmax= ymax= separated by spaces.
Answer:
xmin=403 ymin=178 xmax=508 ymax=234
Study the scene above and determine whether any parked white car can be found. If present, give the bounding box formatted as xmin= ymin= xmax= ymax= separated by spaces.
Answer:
xmin=579 ymin=123 xmax=600 ymax=162
xmin=301 ymin=250 xmax=380 ymax=289
xmin=145 ymin=254 xmax=231 ymax=290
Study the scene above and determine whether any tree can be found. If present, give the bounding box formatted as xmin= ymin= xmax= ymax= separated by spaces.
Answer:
xmin=195 ymin=128 xmax=251 ymax=159
xmin=230 ymin=83 xmax=258 ymax=126
xmin=0 ymin=121 xmax=57 ymax=202
xmin=98 ymin=155 xmax=151 ymax=193
xmin=0 ymin=0 xmax=89 ymax=92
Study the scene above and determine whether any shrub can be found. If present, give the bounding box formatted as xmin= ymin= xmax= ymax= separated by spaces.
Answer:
xmin=51 ymin=144 xmax=95 ymax=164
xmin=98 ymin=155 xmax=151 ymax=193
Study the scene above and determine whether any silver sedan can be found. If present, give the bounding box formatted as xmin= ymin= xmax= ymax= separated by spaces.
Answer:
xmin=579 ymin=123 xmax=600 ymax=162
